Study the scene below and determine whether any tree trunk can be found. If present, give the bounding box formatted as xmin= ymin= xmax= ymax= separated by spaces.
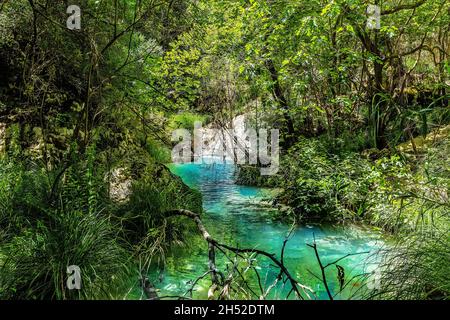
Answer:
xmin=266 ymin=59 xmax=296 ymax=149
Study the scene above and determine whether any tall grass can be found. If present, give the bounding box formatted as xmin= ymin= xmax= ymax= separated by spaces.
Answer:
xmin=0 ymin=210 xmax=131 ymax=299
xmin=0 ymin=155 xmax=133 ymax=299
xmin=369 ymin=229 xmax=450 ymax=300
xmin=0 ymin=141 xmax=205 ymax=299
xmin=116 ymin=157 xmax=203 ymax=270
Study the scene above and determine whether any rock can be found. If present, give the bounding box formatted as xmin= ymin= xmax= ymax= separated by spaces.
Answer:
xmin=107 ymin=167 xmax=132 ymax=203
xmin=141 ymin=276 xmax=159 ymax=300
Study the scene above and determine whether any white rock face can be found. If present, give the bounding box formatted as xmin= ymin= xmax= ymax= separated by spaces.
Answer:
xmin=108 ymin=168 xmax=132 ymax=203
xmin=199 ymin=114 xmax=250 ymax=161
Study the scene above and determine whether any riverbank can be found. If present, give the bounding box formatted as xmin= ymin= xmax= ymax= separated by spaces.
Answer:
xmin=233 ymin=131 xmax=450 ymax=299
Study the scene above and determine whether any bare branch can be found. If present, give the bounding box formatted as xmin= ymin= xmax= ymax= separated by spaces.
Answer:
xmin=166 ymin=209 xmax=314 ymax=300
xmin=307 ymin=239 xmax=334 ymax=300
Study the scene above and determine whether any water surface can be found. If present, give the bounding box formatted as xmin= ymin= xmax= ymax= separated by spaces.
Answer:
xmin=147 ymin=161 xmax=385 ymax=299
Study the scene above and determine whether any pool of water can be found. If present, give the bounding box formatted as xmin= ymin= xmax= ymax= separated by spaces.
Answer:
xmin=145 ymin=161 xmax=385 ymax=300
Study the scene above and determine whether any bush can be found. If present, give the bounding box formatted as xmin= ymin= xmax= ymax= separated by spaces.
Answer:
xmin=0 ymin=160 xmax=50 ymax=240
xmin=119 ymin=157 xmax=202 ymax=245
xmin=0 ymin=144 xmax=203 ymax=299
xmin=170 ymin=112 xmax=209 ymax=130
xmin=372 ymin=230 xmax=450 ymax=300
xmin=0 ymin=210 xmax=131 ymax=299
xmin=0 ymin=153 xmax=133 ymax=299
xmin=235 ymin=165 xmax=280 ymax=187
xmin=273 ymin=138 xmax=374 ymax=221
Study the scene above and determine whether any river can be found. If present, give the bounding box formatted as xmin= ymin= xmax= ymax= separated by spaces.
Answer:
xmin=145 ymin=160 xmax=385 ymax=300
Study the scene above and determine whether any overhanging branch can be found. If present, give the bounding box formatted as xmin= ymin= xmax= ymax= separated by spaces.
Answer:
xmin=381 ymin=0 xmax=427 ymax=15
xmin=166 ymin=209 xmax=314 ymax=300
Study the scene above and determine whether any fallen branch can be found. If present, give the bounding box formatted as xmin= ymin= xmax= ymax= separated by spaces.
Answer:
xmin=166 ymin=209 xmax=314 ymax=300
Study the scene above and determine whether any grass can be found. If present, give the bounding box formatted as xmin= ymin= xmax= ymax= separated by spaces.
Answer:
xmin=0 ymin=211 xmax=132 ymax=299
xmin=0 ymin=145 xmax=203 ymax=300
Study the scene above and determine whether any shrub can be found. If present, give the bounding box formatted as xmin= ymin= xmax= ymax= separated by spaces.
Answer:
xmin=372 ymin=230 xmax=450 ymax=300
xmin=0 ymin=210 xmax=131 ymax=299
xmin=119 ymin=159 xmax=202 ymax=243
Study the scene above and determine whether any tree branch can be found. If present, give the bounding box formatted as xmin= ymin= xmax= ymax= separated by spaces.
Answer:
xmin=381 ymin=0 xmax=427 ymax=16
xmin=166 ymin=209 xmax=314 ymax=300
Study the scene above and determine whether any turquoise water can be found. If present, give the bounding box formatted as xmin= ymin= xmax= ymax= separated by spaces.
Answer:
xmin=147 ymin=161 xmax=385 ymax=300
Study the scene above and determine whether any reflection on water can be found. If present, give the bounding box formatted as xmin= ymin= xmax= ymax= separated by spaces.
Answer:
xmin=143 ymin=161 xmax=385 ymax=300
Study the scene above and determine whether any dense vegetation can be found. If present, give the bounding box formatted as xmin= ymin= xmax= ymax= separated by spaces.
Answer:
xmin=0 ymin=0 xmax=448 ymax=300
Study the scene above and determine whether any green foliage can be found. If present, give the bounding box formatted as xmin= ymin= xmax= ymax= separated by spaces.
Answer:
xmin=169 ymin=112 xmax=209 ymax=130
xmin=119 ymin=156 xmax=202 ymax=242
xmin=0 ymin=160 xmax=49 ymax=239
xmin=271 ymin=133 xmax=449 ymax=233
xmin=374 ymin=230 xmax=450 ymax=300
xmin=0 ymin=155 xmax=131 ymax=299
xmin=274 ymin=139 xmax=372 ymax=221
xmin=235 ymin=165 xmax=278 ymax=188
xmin=269 ymin=134 xmax=450 ymax=299
xmin=145 ymin=138 xmax=172 ymax=164
xmin=0 ymin=210 xmax=131 ymax=300
xmin=0 ymin=0 xmax=448 ymax=301
xmin=0 ymin=144 xmax=203 ymax=299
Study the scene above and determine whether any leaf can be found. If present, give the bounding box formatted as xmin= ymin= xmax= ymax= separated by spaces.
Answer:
xmin=336 ymin=264 xmax=345 ymax=292
xmin=321 ymin=3 xmax=332 ymax=16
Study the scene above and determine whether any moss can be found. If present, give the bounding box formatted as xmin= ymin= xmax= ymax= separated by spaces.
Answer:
xmin=397 ymin=124 xmax=450 ymax=155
